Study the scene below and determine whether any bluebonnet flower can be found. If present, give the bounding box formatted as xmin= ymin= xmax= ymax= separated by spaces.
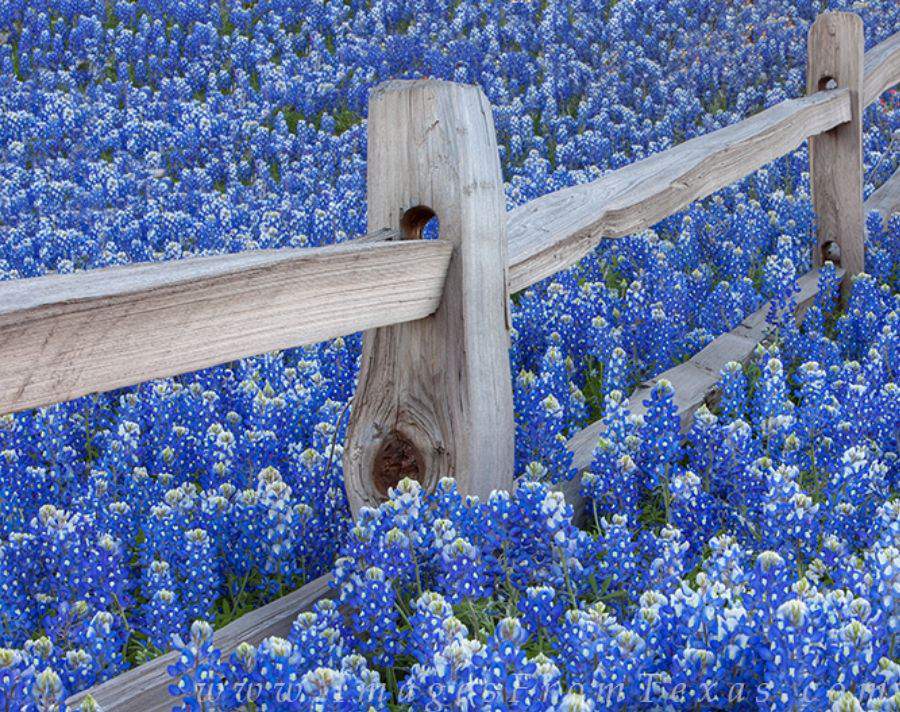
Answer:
xmin=398 ymin=637 xmax=488 ymax=710
xmin=759 ymin=465 xmax=820 ymax=565
xmin=513 ymin=354 xmax=577 ymax=484
xmin=591 ymin=514 xmax=643 ymax=604
xmin=435 ymin=536 xmax=491 ymax=604
xmin=167 ymin=620 xmax=223 ymax=712
xmin=638 ymin=380 xmax=681 ymax=524
xmin=297 ymin=654 xmax=388 ymax=709
xmin=719 ymin=361 xmax=748 ymax=422
xmin=518 ymin=585 xmax=564 ymax=638
xmin=337 ymin=564 xmax=401 ymax=667
xmin=826 ymin=446 xmax=890 ymax=549
xmin=648 ymin=526 xmax=691 ymax=593
xmin=670 ymin=468 xmax=725 ymax=556
xmin=405 ymin=592 xmax=468 ymax=666
xmin=0 ymin=648 xmax=36 ymax=710
xmin=182 ymin=528 xmax=218 ymax=624
xmin=147 ymin=589 xmax=186 ymax=655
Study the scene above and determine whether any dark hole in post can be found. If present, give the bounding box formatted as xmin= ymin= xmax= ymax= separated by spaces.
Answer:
xmin=400 ymin=206 xmax=439 ymax=240
xmin=372 ymin=431 xmax=425 ymax=498
xmin=821 ymin=240 xmax=841 ymax=265
xmin=818 ymin=76 xmax=838 ymax=91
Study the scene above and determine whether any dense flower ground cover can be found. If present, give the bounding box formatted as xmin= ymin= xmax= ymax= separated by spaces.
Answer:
xmin=0 ymin=0 xmax=898 ymax=709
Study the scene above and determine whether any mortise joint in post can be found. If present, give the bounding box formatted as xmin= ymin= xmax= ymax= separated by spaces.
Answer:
xmin=400 ymin=205 xmax=437 ymax=240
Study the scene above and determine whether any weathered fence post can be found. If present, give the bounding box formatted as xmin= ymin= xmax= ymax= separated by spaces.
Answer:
xmin=343 ymin=79 xmax=515 ymax=515
xmin=807 ymin=12 xmax=865 ymax=279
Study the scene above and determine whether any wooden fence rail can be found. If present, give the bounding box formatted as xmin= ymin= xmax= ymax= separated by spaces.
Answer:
xmin=507 ymin=89 xmax=851 ymax=292
xmin=0 ymin=85 xmax=859 ymax=416
xmin=0 ymin=236 xmax=449 ymax=413
xmin=67 ymin=575 xmax=333 ymax=711
xmin=559 ymin=266 xmax=844 ymax=518
xmin=4 ymin=21 xmax=897 ymax=420
xmin=868 ymin=165 xmax=900 ymax=217
xmin=0 ymin=10 xmax=892 ymax=710
xmin=863 ymin=31 xmax=900 ymax=107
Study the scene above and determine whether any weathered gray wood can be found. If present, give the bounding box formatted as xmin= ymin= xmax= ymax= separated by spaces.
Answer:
xmin=344 ymin=79 xmax=515 ymax=514
xmin=504 ymin=27 xmax=899 ymax=293
xmin=506 ymin=89 xmax=851 ymax=293
xmin=66 ymin=574 xmax=333 ymax=712
xmin=863 ymin=31 xmax=900 ymax=107
xmin=867 ymin=166 xmax=900 ymax=221
xmin=808 ymin=12 xmax=865 ymax=278
xmin=557 ymin=267 xmax=841 ymax=519
xmin=353 ymin=227 xmax=400 ymax=243
xmin=0 ymin=234 xmax=449 ymax=414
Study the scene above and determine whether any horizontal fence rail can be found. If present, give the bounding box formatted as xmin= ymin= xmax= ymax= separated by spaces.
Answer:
xmin=4 ymin=22 xmax=899 ymax=416
xmin=558 ymin=266 xmax=842 ymax=518
xmin=506 ymin=88 xmax=851 ymax=292
xmin=0 ymin=90 xmax=852 ymax=415
xmin=868 ymin=165 xmax=900 ymax=218
xmin=0 ymin=235 xmax=449 ymax=413
xmin=863 ymin=32 xmax=900 ymax=107
xmin=62 ymin=271 xmax=856 ymax=712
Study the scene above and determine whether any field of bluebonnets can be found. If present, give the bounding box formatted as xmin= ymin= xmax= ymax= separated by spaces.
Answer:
xmin=0 ymin=0 xmax=899 ymax=709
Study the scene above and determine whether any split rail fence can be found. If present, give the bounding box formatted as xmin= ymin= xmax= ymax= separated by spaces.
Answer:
xmin=0 ymin=11 xmax=895 ymax=711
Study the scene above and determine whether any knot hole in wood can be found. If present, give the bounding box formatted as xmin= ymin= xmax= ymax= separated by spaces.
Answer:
xmin=372 ymin=431 xmax=426 ymax=498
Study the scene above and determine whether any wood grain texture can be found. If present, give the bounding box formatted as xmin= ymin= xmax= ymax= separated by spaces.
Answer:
xmin=867 ymin=166 xmax=900 ymax=220
xmin=506 ymin=89 xmax=851 ymax=293
xmin=808 ymin=12 xmax=865 ymax=278
xmin=0 ymin=234 xmax=449 ymax=414
xmin=344 ymin=79 xmax=515 ymax=514
xmin=556 ymin=267 xmax=841 ymax=521
xmin=66 ymin=574 xmax=333 ymax=711
xmin=863 ymin=30 xmax=900 ymax=107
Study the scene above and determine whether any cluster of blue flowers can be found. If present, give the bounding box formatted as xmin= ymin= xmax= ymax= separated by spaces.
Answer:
xmin=162 ymin=253 xmax=900 ymax=711
xmin=0 ymin=0 xmax=898 ymax=707
xmin=159 ymin=257 xmax=899 ymax=710
xmin=0 ymin=347 xmax=355 ymax=701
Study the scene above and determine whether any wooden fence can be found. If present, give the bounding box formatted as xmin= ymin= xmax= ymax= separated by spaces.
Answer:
xmin=0 ymin=11 xmax=893 ymax=710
